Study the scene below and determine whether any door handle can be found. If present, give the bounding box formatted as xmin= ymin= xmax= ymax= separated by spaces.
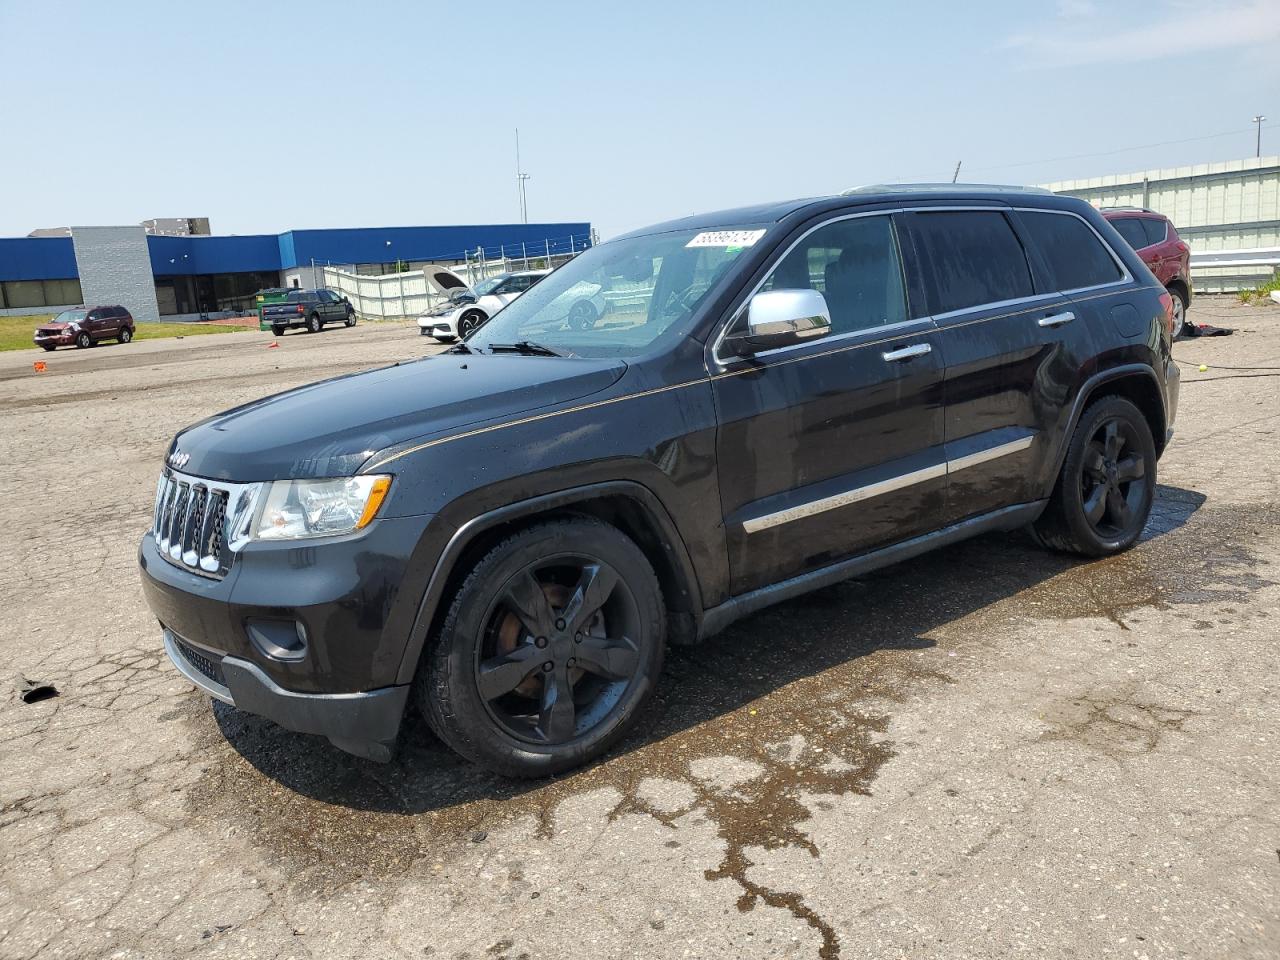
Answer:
xmin=1038 ymin=311 xmax=1075 ymax=328
xmin=881 ymin=343 xmax=932 ymax=362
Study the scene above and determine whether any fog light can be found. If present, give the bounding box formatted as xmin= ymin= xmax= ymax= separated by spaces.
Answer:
xmin=245 ymin=619 xmax=307 ymax=661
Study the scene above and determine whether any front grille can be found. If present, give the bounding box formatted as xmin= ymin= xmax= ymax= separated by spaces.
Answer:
xmin=153 ymin=469 xmax=260 ymax=579
xmin=175 ymin=638 xmax=226 ymax=686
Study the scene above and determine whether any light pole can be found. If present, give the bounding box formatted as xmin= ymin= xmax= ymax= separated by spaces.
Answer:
xmin=515 ymin=128 xmax=530 ymax=223
xmin=1254 ymin=115 xmax=1266 ymax=158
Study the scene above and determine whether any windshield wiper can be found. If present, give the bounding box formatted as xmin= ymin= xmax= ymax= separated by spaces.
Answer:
xmin=484 ymin=340 xmax=569 ymax=357
xmin=445 ymin=341 xmax=474 ymax=354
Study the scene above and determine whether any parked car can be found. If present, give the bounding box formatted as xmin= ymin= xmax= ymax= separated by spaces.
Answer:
xmin=1101 ymin=208 xmax=1192 ymax=336
xmin=418 ymin=270 xmax=549 ymax=340
xmin=262 ymin=289 xmax=356 ymax=335
xmin=140 ymin=185 xmax=1179 ymax=777
xmin=33 ymin=306 xmax=134 ymax=350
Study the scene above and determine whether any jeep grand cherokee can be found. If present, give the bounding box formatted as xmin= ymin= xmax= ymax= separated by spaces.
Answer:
xmin=140 ymin=184 xmax=1179 ymax=777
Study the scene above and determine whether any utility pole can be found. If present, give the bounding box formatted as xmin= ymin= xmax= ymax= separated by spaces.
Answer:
xmin=1254 ymin=115 xmax=1266 ymax=158
xmin=951 ymin=161 xmax=962 ymax=183
xmin=515 ymin=128 xmax=530 ymax=223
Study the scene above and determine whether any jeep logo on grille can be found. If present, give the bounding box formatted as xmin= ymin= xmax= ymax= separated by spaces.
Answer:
xmin=167 ymin=450 xmax=190 ymax=469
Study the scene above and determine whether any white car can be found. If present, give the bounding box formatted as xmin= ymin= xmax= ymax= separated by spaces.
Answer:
xmin=418 ymin=269 xmax=549 ymax=341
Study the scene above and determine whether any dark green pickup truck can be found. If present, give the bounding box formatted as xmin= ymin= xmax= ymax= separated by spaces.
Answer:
xmin=262 ymin=288 xmax=356 ymax=336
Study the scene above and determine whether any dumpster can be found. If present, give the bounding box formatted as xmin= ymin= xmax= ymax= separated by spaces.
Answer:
xmin=255 ymin=288 xmax=290 ymax=331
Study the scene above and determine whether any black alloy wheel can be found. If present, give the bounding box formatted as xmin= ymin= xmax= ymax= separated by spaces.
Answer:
xmin=458 ymin=311 xmax=484 ymax=337
xmin=1031 ymin=395 xmax=1156 ymax=556
xmin=420 ymin=518 xmax=665 ymax=777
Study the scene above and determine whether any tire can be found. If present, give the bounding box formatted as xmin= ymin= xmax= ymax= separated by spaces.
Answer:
xmin=271 ymin=325 xmax=285 ymax=337
xmin=434 ymin=336 xmax=455 ymax=343
xmin=458 ymin=311 xmax=485 ymax=338
xmin=419 ymin=518 xmax=665 ymax=777
xmin=76 ymin=332 xmax=92 ymax=349
xmin=306 ymin=313 xmax=322 ymax=333
xmin=568 ymin=300 xmax=598 ymax=330
xmin=1168 ymin=287 xmax=1187 ymax=338
xmin=118 ymin=326 xmax=133 ymax=344
xmin=1031 ymin=396 xmax=1156 ymax=556
xmin=41 ymin=345 xmax=56 ymax=352
xmin=344 ymin=311 xmax=356 ymax=328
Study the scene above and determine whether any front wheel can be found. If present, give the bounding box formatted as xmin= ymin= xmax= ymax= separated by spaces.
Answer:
xmin=1031 ymin=396 xmax=1156 ymax=556
xmin=76 ymin=332 xmax=92 ymax=349
xmin=306 ymin=313 xmax=322 ymax=334
xmin=458 ymin=311 xmax=485 ymax=338
xmin=118 ymin=327 xmax=133 ymax=344
xmin=419 ymin=518 xmax=665 ymax=777
xmin=344 ymin=312 xmax=356 ymax=328
xmin=41 ymin=345 xmax=56 ymax=352
xmin=568 ymin=300 xmax=598 ymax=330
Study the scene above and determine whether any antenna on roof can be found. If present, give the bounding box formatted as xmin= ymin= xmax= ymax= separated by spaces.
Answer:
xmin=951 ymin=161 xmax=962 ymax=184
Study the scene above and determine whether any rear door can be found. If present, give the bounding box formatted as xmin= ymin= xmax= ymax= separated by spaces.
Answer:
xmin=902 ymin=208 xmax=1082 ymax=525
xmin=712 ymin=212 xmax=947 ymax=596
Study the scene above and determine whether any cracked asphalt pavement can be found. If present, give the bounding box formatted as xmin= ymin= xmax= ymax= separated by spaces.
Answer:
xmin=1 ymin=304 xmax=1277 ymax=959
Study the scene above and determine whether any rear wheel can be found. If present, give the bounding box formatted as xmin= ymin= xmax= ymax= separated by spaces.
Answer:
xmin=118 ymin=326 xmax=133 ymax=344
xmin=419 ymin=518 xmax=665 ymax=777
xmin=271 ymin=325 xmax=285 ymax=337
xmin=1168 ymin=288 xmax=1187 ymax=338
xmin=1031 ymin=396 xmax=1156 ymax=556
xmin=306 ymin=313 xmax=322 ymax=333
xmin=76 ymin=332 xmax=92 ymax=349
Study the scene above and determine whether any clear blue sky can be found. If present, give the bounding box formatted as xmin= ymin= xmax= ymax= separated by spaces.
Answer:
xmin=0 ymin=0 xmax=1275 ymax=240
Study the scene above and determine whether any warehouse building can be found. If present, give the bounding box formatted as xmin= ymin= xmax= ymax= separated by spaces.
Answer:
xmin=0 ymin=220 xmax=593 ymax=320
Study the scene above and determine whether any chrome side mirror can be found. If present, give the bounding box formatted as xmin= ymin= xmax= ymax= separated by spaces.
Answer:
xmin=725 ymin=288 xmax=832 ymax=355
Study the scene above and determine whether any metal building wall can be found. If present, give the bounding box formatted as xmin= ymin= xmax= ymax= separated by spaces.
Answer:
xmin=1041 ymin=156 xmax=1280 ymax=292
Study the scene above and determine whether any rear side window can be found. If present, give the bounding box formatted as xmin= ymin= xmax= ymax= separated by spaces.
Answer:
xmin=911 ymin=211 xmax=1033 ymax=314
xmin=1142 ymin=218 xmax=1168 ymax=246
xmin=760 ymin=214 xmax=908 ymax=335
xmin=1110 ymin=217 xmax=1150 ymax=251
xmin=1020 ymin=211 xmax=1124 ymax=291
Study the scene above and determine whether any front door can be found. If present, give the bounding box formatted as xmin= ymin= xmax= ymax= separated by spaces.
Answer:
xmin=712 ymin=212 xmax=947 ymax=596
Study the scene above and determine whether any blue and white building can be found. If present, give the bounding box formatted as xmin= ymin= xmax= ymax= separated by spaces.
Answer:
xmin=0 ymin=221 xmax=593 ymax=320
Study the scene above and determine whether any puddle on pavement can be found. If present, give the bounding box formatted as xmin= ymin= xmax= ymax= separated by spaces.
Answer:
xmin=184 ymin=491 xmax=1275 ymax=957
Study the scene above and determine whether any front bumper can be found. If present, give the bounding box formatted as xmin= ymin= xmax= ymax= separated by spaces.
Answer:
xmin=34 ymin=333 xmax=72 ymax=347
xmin=164 ymin=629 xmax=409 ymax=761
xmin=417 ymin=315 xmax=458 ymax=337
xmin=140 ymin=512 xmax=434 ymax=761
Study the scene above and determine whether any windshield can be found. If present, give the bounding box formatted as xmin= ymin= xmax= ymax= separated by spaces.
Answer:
xmin=53 ymin=310 xmax=86 ymax=323
xmin=465 ymin=226 xmax=766 ymax=358
xmin=472 ymin=277 xmax=504 ymax=297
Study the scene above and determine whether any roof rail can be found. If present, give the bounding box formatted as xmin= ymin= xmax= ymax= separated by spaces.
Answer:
xmin=841 ymin=182 xmax=1053 ymax=197
xmin=1097 ymin=205 xmax=1157 ymax=214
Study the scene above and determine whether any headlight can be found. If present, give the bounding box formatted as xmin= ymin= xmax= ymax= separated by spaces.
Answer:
xmin=255 ymin=475 xmax=392 ymax=541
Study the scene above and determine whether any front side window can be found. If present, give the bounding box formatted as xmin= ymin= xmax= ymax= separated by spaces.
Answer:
xmin=467 ymin=225 xmax=763 ymax=359
xmin=1020 ymin=211 xmax=1123 ymax=292
xmin=912 ymin=211 xmax=1034 ymax=314
xmin=755 ymin=215 xmax=907 ymax=336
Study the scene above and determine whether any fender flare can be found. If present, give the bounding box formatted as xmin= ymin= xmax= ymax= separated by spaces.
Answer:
xmin=394 ymin=480 xmax=704 ymax=685
xmin=1046 ymin=363 xmax=1166 ymax=490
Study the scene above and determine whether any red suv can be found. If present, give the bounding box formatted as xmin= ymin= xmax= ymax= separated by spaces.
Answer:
xmin=33 ymin=306 xmax=135 ymax=351
xmin=1102 ymin=209 xmax=1192 ymax=337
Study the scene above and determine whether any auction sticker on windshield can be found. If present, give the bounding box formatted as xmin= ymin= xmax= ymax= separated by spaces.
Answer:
xmin=685 ymin=229 xmax=766 ymax=248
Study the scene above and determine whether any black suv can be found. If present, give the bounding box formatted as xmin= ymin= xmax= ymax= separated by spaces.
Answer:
xmin=140 ymin=185 xmax=1179 ymax=776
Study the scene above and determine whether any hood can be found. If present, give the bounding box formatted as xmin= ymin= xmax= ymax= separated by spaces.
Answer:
xmin=39 ymin=322 xmax=73 ymax=330
xmin=422 ymin=264 xmax=470 ymax=296
xmin=169 ymin=354 xmax=628 ymax=481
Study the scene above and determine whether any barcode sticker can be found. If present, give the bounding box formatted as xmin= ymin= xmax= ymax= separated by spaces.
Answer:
xmin=686 ymin=230 xmax=766 ymax=249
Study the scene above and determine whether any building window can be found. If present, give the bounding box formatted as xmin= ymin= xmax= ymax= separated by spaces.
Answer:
xmin=0 ymin=278 xmax=82 ymax=310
